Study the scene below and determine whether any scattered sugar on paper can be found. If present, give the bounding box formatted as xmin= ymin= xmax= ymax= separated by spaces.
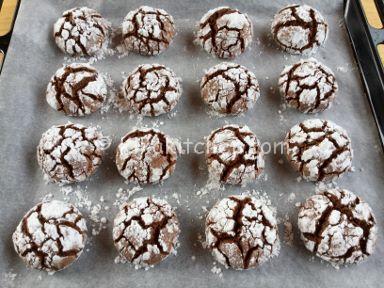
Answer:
xmin=100 ymin=73 xmax=116 ymax=114
xmin=114 ymin=255 xmax=127 ymax=264
xmin=114 ymin=186 xmax=143 ymax=208
xmin=287 ymin=192 xmax=296 ymax=203
xmin=59 ymin=186 xmax=109 ymax=236
xmin=172 ymin=193 xmax=180 ymax=205
xmin=1 ymin=271 xmax=17 ymax=287
xmin=242 ymin=189 xmax=273 ymax=208
xmin=211 ymin=262 xmax=223 ymax=278
xmin=315 ymin=181 xmax=336 ymax=193
xmin=167 ymin=111 xmax=178 ymax=119
xmin=42 ymin=193 xmax=54 ymax=203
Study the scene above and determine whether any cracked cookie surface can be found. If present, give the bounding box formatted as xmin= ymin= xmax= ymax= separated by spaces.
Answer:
xmin=271 ymin=4 xmax=328 ymax=55
xmin=37 ymin=123 xmax=111 ymax=184
xmin=46 ymin=63 xmax=107 ymax=116
xmin=53 ymin=7 xmax=111 ymax=56
xmin=122 ymin=6 xmax=175 ymax=56
xmin=113 ymin=197 xmax=180 ymax=268
xmin=118 ymin=64 xmax=182 ymax=116
xmin=205 ymin=195 xmax=280 ymax=270
xmin=196 ymin=6 xmax=253 ymax=59
xmin=298 ymin=188 xmax=377 ymax=267
xmin=206 ymin=125 xmax=264 ymax=185
xmin=12 ymin=200 xmax=87 ymax=272
xmin=115 ymin=128 xmax=179 ymax=184
xmin=201 ymin=62 xmax=260 ymax=115
xmin=284 ymin=119 xmax=353 ymax=182
xmin=279 ymin=58 xmax=338 ymax=113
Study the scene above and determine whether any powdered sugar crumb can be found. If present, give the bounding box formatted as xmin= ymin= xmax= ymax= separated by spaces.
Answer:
xmin=211 ymin=262 xmax=223 ymax=278
xmin=1 ymin=271 xmax=17 ymax=287
xmin=195 ymin=177 xmax=223 ymax=198
xmin=113 ymin=186 xmax=143 ymax=208
xmin=58 ymin=186 xmax=109 ymax=236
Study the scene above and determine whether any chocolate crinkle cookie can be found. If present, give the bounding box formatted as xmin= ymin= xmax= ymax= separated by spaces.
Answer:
xmin=113 ymin=197 xmax=180 ymax=268
xmin=46 ymin=63 xmax=107 ymax=116
xmin=12 ymin=200 xmax=87 ymax=273
xmin=196 ymin=7 xmax=253 ymax=58
xmin=37 ymin=123 xmax=111 ymax=184
xmin=298 ymin=188 xmax=377 ymax=267
xmin=122 ymin=6 xmax=176 ymax=56
xmin=118 ymin=64 xmax=182 ymax=116
xmin=284 ymin=119 xmax=353 ymax=182
xmin=53 ymin=7 xmax=111 ymax=56
xmin=271 ymin=4 xmax=328 ymax=55
xmin=206 ymin=124 xmax=264 ymax=185
xmin=201 ymin=62 xmax=260 ymax=115
xmin=205 ymin=195 xmax=280 ymax=270
xmin=115 ymin=128 xmax=179 ymax=184
xmin=279 ymin=58 xmax=338 ymax=113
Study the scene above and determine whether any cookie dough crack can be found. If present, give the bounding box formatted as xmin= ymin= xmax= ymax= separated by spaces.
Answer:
xmin=199 ymin=8 xmax=238 ymax=56
xmin=124 ymin=8 xmax=170 ymax=55
xmin=282 ymin=64 xmax=336 ymax=112
xmin=208 ymin=126 xmax=259 ymax=183
xmin=273 ymin=5 xmax=324 ymax=53
xmin=19 ymin=203 xmax=84 ymax=271
xmin=52 ymin=65 xmax=100 ymax=114
xmin=303 ymin=192 xmax=373 ymax=260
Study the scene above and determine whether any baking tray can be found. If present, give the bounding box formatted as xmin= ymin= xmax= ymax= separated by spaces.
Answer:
xmin=0 ymin=0 xmax=383 ymax=287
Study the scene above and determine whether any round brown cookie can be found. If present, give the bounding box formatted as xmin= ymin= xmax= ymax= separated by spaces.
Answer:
xmin=284 ymin=119 xmax=353 ymax=182
xmin=196 ymin=6 xmax=253 ymax=59
xmin=298 ymin=188 xmax=377 ymax=267
xmin=118 ymin=64 xmax=182 ymax=116
xmin=46 ymin=63 xmax=107 ymax=116
xmin=205 ymin=195 xmax=280 ymax=270
xmin=115 ymin=128 xmax=179 ymax=184
xmin=201 ymin=62 xmax=260 ymax=115
xmin=122 ymin=6 xmax=176 ymax=56
xmin=206 ymin=124 xmax=264 ymax=185
xmin=271 ymin=4 xmax=328 ymax=55
xmin=113 ymin=197 xmax=180 ymax=268
xmin=37 ymin=123 xmax=111 ymax=184
xmin=278 ymin=58 xmax=338 ymax=113
xmin=12 ymin=200 xmax=87 ymax=272
xmin=53 ymin=7 xmax=111 ymax=56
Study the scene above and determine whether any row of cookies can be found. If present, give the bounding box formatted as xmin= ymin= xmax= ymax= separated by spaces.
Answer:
xmin=54 ymin=4 xmax=327 ymax=58
xmin=35 ymin=118 xmax=352 ymax=186
xmin=12 ymin=187 xmax=378 ymax=272
xmin=46 ymin=58 xmax=338 ymax=117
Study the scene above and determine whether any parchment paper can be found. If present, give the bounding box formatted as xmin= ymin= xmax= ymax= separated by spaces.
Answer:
xmin=1 ymin=0 xmax=383 ymax=287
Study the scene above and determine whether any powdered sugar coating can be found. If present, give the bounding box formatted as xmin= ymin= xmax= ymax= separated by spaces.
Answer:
xmin=122 ymin=6 xmax=175 ymax=56
xmin=206 ymin=125 xmax=264 ymax=185
xmin=37 ymin=123 xmax=111 ymax=184
xmin=205 ymin=195 xmax=280 ymax=270
xmin=118 ymin=64 xmax=182 ymax=116
xmin=284 ymin=119 xmax=353 ymax=182
xmin=279 ymin=58 xmax=338 ymax=113
xmin=53 ymin=7 xmax=111 ymax=56
xmin=271 ymin=4 xmax=328 ymax=55
xmin=115 ymin=128 xmax=179 ymax=184
xmin=196 ymin=7 xmax=253 ymax=59
xmin=113 ymin=197 xmax=180 ymax=268
xmin=298 ymin=188 xmax=377 ymax=266
xmin=201 ymin=62 xmax=260 ymax=115
xmin=12 ymin=200 xmax=87 ymax=272
xmin=46 ymin=63 xmax=107 ymax=116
